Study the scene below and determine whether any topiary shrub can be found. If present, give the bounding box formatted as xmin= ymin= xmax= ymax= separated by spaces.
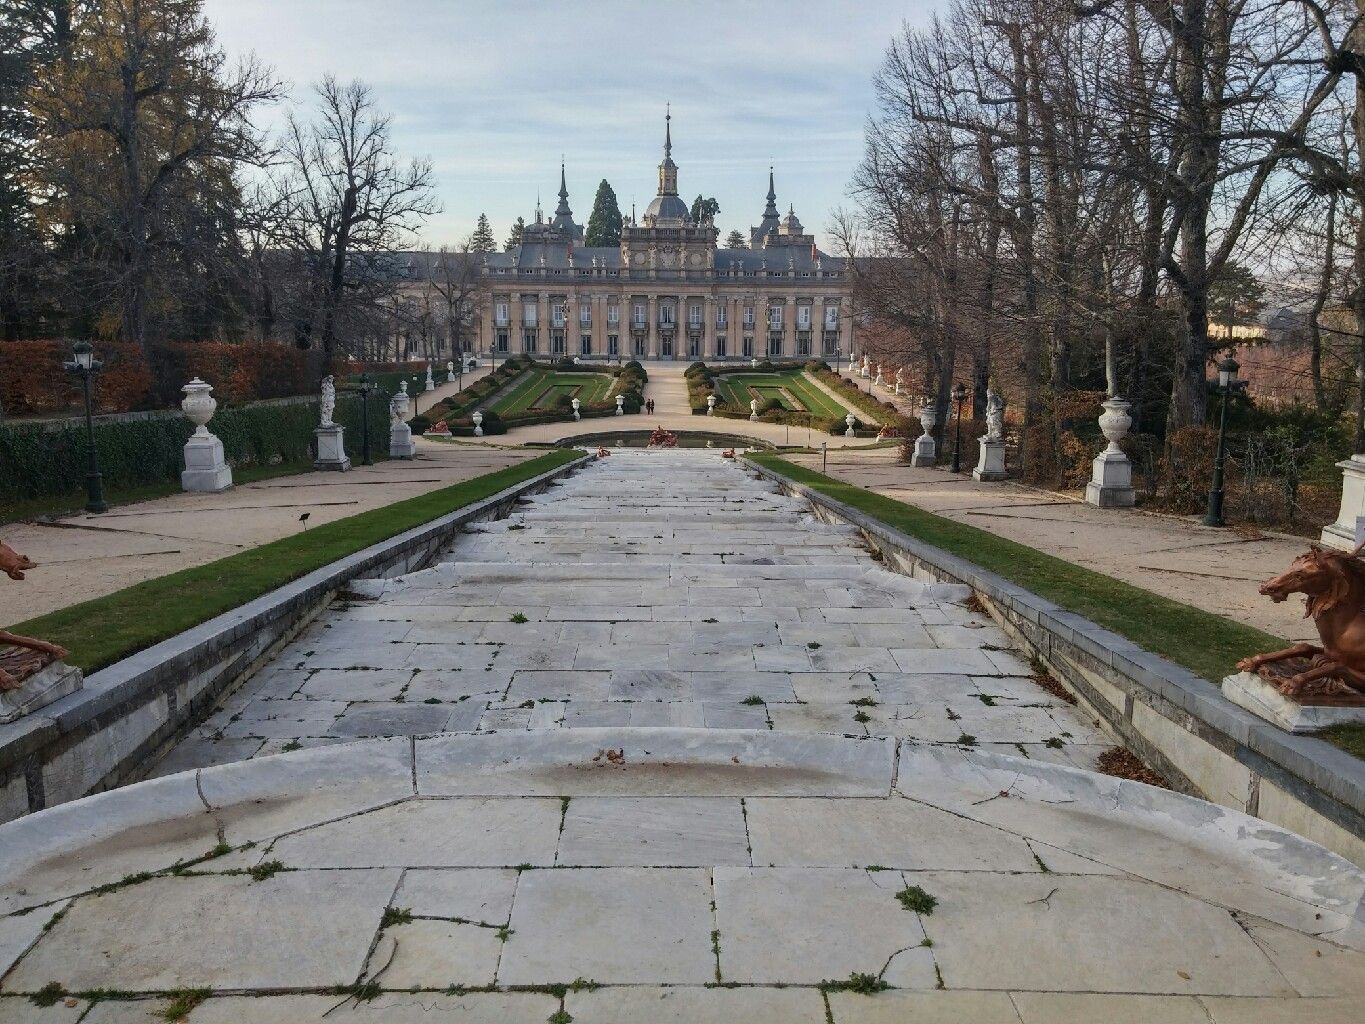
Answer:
xmin=408 ymin=414 xmax=430 ymax=435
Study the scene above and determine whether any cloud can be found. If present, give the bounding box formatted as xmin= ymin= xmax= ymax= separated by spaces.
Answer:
xmin=203 ymin=0 xmax=929 ymax=248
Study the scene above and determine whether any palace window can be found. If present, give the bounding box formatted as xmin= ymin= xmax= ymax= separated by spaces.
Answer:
xmin=551 ymin=330 xmax=566 ymax=354
xmin=522 ymin=303 xmax=537 ymax=326
xmin=633 ymin=303 xmax=646 ymax=328
xmin=608 ymin=333 xmax=620 ymax=356
xmin=580 ymin=303 xmax=591 ymax=324
xmin=660 ymin=304 xmax=676 ymax=327
xmin=715 ymin=306 xmax=727 ymax=327
xmin=822 ymin=331 xmax=838 ymax=357
xmin=797 ymin=333 xmax=811 ymax=357
xmin=687 ymin=335 xmax=700 ymax=358
xmin=495 ymin=302 xmax=509 ymax=326
xmin=743 ymin=306 xmax=754 ymax=327
xmin=551 ymin=303 xmax=566 ymax=327
xmin=523 ymin=328 xmax=538 ymax=352
xmin=496 ymin=329 xmax=509 ymax=353
xmin=768 ymin=305 xmax=783 ymax=329
xmin=633 ymin=334 xmax=647 ymax=356
xmin=607 ymin=305 xmax=620 ymax=325
xmin=797 ymin=305 xmax=812 ymax=329
xmin=768 ymin=333 xmax=783 ymax=357
xmin=688 ymin=303 xmax=702 ymax=327
xmin=661 ymin=335 xmax=675 ymax=357
xmin=825 ymin=307 xmax=840 ymax=330
xmin=715 ymin=335 xmax=727 ymax=357
xmin=580 ymin=333 xmax=592 ymax=356
xmin=742 ymin=335 xmax=754 ymax=357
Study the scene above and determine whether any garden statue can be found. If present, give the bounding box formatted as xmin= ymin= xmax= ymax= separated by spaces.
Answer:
xmin=447 ymin=360 xmax=455 ymax=383
xmin=750 ymin=398 xmax=760 ymax=421
xmin=984 ymin=388 xmax=1006 ymax=441
xmin=1236 ymin=539 xmax=1365 ymax=699
xmin=424 ymin=364 xmax=436 ymax=392
xmin=389 ymin=382 xmax=416 ymax=458
xmin=0 ymin=542 xmax=82 ymax=719
xmin=647 ymin=425 xmax=679 ymax=448
xmin=319 ymin=375 xmax=336 ymax=427
xmin=0 ymin=541 xmax=36 ymax=580
xmin=180 ymin=377 xmax=232 ymax=492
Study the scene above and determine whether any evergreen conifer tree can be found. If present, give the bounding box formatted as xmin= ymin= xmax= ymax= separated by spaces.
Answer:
xmin=470 ymin=213 xmax=495 ymax=252
xmin=584 ymin=180 xmax=623 ymax=247
xmin=505 ymin=216 xmax=525 ymax=250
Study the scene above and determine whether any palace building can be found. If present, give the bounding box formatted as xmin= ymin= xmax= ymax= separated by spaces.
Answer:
xmin=472 ymin=113 xmax=852 ymax=362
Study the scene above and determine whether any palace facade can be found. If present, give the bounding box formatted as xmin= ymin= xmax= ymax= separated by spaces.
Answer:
xmin=472 ymin=114 xmax=853 ymax=362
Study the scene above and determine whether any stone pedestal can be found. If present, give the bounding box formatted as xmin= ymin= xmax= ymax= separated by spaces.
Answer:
xmin=911 ymin=433 xmax=936 ymax=468
xmin=0 ymin=661 xmax=83 ymax=724
xmin=972 ymin=438 xmax=1006 ymax=481
xmin=181 ymin=432 xmax=232 ymax=491
xmin=314 ymin=424 xmax=351 ymax=472
xmin=1222 ymin=671 xmax=1365 ymax=733
xmin=1085 ymin=450 xmax=1135 ymax=507
xmin=1320 ymin=454 xmax=1365 ymax=551
xmin=390 ymin=422 xmax=416 ymax=459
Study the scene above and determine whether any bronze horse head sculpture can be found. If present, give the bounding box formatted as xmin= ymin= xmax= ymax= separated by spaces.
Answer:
xmin=1237 ymin=539 xmax=1365 ymax=697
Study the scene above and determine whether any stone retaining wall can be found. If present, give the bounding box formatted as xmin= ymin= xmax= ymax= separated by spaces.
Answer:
xmin=0 ymin=455 xmax=588 ymax=822
xmin=747 ymin=458 xmax=1365 ymax=865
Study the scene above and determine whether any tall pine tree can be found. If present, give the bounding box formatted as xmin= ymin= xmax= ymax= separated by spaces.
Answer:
xmin=505 ymin=216 xmax=525 ymax=250
xmin=584 ymin=179 xmax=623 ymax=247
xmin=724 ymin=229 xmax=747 ymax=249
xmin=469 ymin=213 xmax=495 ymax=253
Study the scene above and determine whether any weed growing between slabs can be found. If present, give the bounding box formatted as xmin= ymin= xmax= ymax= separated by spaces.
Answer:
xmin=10 ymin=450 xmax=581 ymax=673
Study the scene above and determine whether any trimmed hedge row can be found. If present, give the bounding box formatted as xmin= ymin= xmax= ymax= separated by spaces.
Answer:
xmin=0 ymin=392 xmax=391 ymax=502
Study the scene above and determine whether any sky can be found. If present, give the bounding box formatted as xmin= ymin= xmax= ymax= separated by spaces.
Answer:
xmin=201 ymin=0 xmax=930 ymax=251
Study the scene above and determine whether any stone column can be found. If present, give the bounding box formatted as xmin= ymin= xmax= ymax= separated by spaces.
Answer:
xmin=647 ymin=294 xmax=659 ymax=359
xmin=785 ymin=295 xmax=796 ymax=359
xmin=536 ymin=292 xmax=550 ymax=355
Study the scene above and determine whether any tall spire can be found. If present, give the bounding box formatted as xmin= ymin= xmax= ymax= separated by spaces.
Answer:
xmin=664 ymin=102 xmax=672 ymax=159
xmin=555 ymin=157 xmax=572 ymax=218
xmin=656 ymin=105 xmax=678 ymax=196
xmin=764 ymin=166 xmax=779 ymax=217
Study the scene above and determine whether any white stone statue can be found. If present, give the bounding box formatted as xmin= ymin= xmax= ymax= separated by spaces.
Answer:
xmin=446 ymin=360 xmax=455 ymax=383
xmin=424 ymin=364 xmax=436 ymax=392
xmin=984 ymin=388 xmax=1005 ymax=441
xmin=319 ymin=375 xmax=336 ymax=428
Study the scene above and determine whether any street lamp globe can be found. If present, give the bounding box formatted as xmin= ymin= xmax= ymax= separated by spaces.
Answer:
xmin=70 ymin=339 xmax=96 ymax=371
xmin=1217 ymin=356 xmax=1240 ymax=389
xmin=951 ymin=382 xmax=967 ymax=405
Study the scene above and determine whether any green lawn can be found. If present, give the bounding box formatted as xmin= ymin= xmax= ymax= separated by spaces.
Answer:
xmin=748 ymin=454 xmax=1283 ymax=684
xmin=344 ymin=368 xmax=428 ymax=399
xmin=10 ymin=450 xmax=580 ymax=673
xmin=490 ymin=369 xmax=614 ymax=415
xmin=714 ymin=370 xmax=850 ymax=418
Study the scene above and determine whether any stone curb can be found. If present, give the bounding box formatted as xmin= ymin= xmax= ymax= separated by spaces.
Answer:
xmin=2 ymin=729 xmax=1358 ymax=945
xmin=744 ymin=457 xmax=1365 ymax=860
xmin=0 ymin=453 xmax=589 ymax=821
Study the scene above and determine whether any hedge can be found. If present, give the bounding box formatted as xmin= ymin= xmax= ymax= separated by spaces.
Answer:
xmin=0 ymin=392 xmax=391 ymax=502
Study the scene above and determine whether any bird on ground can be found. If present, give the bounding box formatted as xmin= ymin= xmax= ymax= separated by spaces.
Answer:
xmin=299 ymin=512 xmax=311 ymax=530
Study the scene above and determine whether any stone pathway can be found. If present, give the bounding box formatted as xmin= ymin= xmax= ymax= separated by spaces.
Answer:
xmin=0 ymin=441 xmax=532 ymax=624
xmin=788 ymin=446 xmax=1319 ymax=642
xmin=1 ymin=451 xmax=1362 ymax=1023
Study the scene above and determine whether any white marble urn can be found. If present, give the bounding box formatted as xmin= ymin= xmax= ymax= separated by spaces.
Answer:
xmin=751 ymin=357 xmax=759 ymax=369
xmin=446 ymin=360 xmax=455 ymax=382
xmin=845 ymin=412 xmax=856 ymax=437
xmin=1098 ymin=397 xmax=1133 ymax=452
xmin=472 ymin=410 xmax=484 ymax=436
xmin=615 ymin=395 xmax=625 ymax=416
xmin=707 ymin=394 xmax=716 ymax=416
xmin=181 ymin=378 xmax=218 ymax=435
xmin=750 ymin=398 xmax=760 ymax=421
xmin=918 ymin=403 xmax=938 ymax=433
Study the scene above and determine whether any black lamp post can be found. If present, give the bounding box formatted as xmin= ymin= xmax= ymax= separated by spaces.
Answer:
xmin=63 ymin=340 xmax=107 ymax=513
xmin=950 ymin=382 xmax=968 ymax=474
xmin=1204 ymin=355 xmax=1244 ymax=528
xmin=354 ymin=373 xmax=380 ymax=466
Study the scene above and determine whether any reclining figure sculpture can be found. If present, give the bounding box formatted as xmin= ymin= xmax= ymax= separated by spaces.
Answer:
xmin=1237 ymin=538 xmax=1365 ymax=698
xmin=0 ymin=541 xmax=69 ymax=690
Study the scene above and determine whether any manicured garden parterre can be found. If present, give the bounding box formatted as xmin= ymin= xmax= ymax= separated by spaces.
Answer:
xmin=711 ymin=368 xmax=851 ymax=419
xmin=490 ymin=368 xmax=616 ymax=416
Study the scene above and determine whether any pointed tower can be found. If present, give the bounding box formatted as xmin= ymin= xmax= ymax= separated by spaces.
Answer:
xmin=752 ymin=166 xmax=782 ymax=246
xmin=642 ymin=105 xmax=691 ymax=226
xmin=550 ymin=159 xmax=582 ymax=239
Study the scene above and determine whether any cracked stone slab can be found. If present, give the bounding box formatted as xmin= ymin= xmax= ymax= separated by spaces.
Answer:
xmin=163 ymin=993 xmax=559 ymax=1023
xmin=827 ymin=990 xmax=1023 ymax=1023
xmin=916 ymin=870 xmax=1295 ymax=995
xmin=415 ymin=729 xmax=894 ymax=797
xmin=4 ymin=869 xmax=400 ymax=992
xmin=266 ymin=797 xmax=561 ymax=868
xmin=565 ymin=986 xmax=827 ymax=1022
xmin=392 ymin=867 xmax=518 ymax=923
xmin=498 ymin=867 xmax=715 ymax=984
xmin=557 ymin=797 xmax=750 ymax=866
xmin=714 ymin=867 xmax=929 ymax=985
xmin=369 ymin=917 xmax=502 ymax=988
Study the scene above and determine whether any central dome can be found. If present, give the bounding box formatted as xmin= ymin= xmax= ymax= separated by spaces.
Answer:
xmin=644 ymin=194 xmax=691 ymax=224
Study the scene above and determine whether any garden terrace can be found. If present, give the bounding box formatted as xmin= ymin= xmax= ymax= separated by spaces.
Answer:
xmin=711 ymin=367 xmax=852 ymax=420
xmin=0 ymin=451 xmax=1360 ymax=1024
xmin=489 ymin=367 xmax=616 ymax=416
